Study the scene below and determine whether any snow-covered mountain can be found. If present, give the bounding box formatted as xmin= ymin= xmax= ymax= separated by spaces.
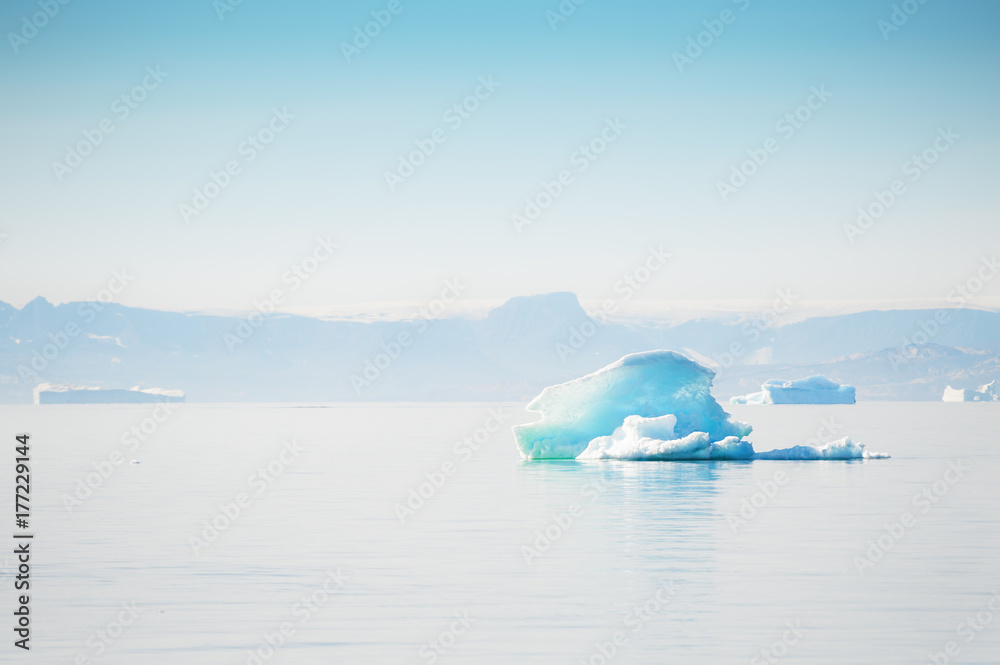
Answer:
xmin=0 ymin=294 xmax=997 ymax=403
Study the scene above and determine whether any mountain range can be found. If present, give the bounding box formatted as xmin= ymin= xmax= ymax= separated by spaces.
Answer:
xmin=1 ymin=293 xmax=997 ymax=403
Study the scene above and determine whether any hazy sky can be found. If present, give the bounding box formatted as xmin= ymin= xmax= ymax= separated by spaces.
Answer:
xmin=1 ymin=0 xmax=998 ymax=315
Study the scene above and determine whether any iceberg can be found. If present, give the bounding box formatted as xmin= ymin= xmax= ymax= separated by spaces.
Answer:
xmin=730 ymin=375 xmax=856 ymax=405
xmin=513 ymin=351 xmax=752 ymax=460
xmin=942 ymin=380 xmax=998 ymax=402
xmin=34 ymin=383 xmax=185 ymax=405
xmin=513 ymin=351 xmax=887 ymax=461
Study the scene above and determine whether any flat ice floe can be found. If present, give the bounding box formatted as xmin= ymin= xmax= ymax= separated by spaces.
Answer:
xmin=513 ymin=351 xmax=887 ymax=461
xmin=33 ymin=383 xmax=186 ymax=405
xmin=730 ymin=375 xmax=856 ymax=405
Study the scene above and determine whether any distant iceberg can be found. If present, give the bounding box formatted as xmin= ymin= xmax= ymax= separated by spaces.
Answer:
xmin=34 ymin=383 xmax=185 ymax=405
xmin=942 ymin=380 xmax=997 ymax=402
xmin=730 ymin=376 xmax=856 ymax=405
xmin=513 ymin=351 xmax=886 ymax=461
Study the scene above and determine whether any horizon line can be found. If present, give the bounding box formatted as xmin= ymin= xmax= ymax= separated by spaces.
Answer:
xmin=4 ymin=293 xmax=1000 ymax=324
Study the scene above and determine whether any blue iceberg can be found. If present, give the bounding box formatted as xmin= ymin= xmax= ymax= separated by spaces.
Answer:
xmin=513 ymin=351 xmax=886 ymax=461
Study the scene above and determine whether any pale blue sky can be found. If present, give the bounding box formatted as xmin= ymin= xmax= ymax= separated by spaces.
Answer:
xmin=1 ymin=0 xmax=998 ymax=314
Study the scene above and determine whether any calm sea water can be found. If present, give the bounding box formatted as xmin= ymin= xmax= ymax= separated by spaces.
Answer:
xmin=1 ymin=402 xmax=998 ymax=664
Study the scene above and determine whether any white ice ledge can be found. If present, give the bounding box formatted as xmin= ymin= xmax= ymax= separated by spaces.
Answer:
xmin=34 ymin=383 xmax=185 ymax=405
xmin=730 ymin=375 xmax=856 ymax=405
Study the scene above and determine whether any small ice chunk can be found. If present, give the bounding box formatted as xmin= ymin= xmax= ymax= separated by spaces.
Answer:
xmin=577 ymin=416 xmax=884 ymax=461
xmin=753 ymin=436 xmax=889 ymax=460
xmin=578 ymin=414 xmax=756 ymax=461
